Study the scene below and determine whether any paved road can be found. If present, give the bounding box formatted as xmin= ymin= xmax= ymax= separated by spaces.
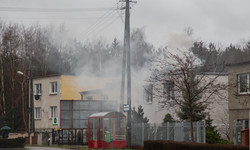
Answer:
xmin=0 ymin=147 xmax=82 ymax=150
xmin=25 ymin=147 xmax=69 ymax=150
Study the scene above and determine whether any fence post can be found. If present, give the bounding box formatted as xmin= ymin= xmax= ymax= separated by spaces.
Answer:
xmin=167 ymin=122 xmax=170 ymax=140
xmin=203 ymin=120 xmax=206 ymax=143
xmin=181 ymin=122 xmax=184 ymax=141
xmin=197 ymin=122 xmax=200 ymax=143
xmin=142 ymin=123 xmax=144 ymax=146
xmin=233 ymin=120 xmax=237 ymax=145
xmin=154 ymin=123 xmax=157 ymax=140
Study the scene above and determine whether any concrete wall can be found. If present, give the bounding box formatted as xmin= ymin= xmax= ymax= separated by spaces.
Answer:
xmin=33 ymin=75 xmax=61 ymax=129
xmin=228 ymin=63 xmax=250 ymax=141
xmin=78 ymin=74 xmax=228 ymax=125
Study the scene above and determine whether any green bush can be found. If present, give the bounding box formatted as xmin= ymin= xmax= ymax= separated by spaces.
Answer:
xmin=206 ymin=115 xmax=232 ymax=144
xmin=0 ymin=137 xmax=25 ymax=148
xmin=143 ymin=141 xmax=248 ymax=150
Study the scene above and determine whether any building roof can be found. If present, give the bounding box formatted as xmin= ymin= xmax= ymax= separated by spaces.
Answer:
xmin=33 ymin=74 xmax=60 ymax=79
xmin=89 ymin=111 xmax=126 ymax=118
xmin=226 ymin=60 xmax=250 ymax=67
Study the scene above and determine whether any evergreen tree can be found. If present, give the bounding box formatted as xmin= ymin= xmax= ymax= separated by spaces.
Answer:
xmin=206 ymin=115 xmax=231 ymax=144
xmin=206 ymin=115 xmax=221 ymax=144
xmin=131 ymin=105 xmax=149 ymax=123
xmin=163 ymin=113 xmax=175 ymax=123
xmin=177 ymin=72 xmax=207 ymax=121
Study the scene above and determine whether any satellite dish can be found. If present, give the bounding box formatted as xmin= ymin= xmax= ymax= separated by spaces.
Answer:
xmin=35 ymin=95 xmax=40 ymax=100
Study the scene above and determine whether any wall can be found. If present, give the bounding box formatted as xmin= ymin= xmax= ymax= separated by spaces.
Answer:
xmin=228 ymin=63 xmax=250 ymax=141
xmin=33 ymin=75 xmax=61 ymax=130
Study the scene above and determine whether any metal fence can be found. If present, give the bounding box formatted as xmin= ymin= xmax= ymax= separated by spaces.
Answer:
xmin=233 ymin=120 xmax=248 ymax=145
xmin=131 ymin=121 xmax=206 ymax=146
xmin=52 ymin=129 xmax=88 ymax=145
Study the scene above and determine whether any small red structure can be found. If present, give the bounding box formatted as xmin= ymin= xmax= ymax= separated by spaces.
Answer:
xmin=241 ymin=129 xmax=249 ymax=146
xmin=88 ymin=111 xmax=126 ymax=149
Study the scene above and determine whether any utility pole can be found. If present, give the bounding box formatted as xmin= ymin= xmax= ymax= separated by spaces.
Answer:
xmin=30 ymin=69 xmax=35 ymax=134
xmin=125 ymin=0 xmax=132 ymax=147
xmin=119 ymin=0 xmax=136 ymax=148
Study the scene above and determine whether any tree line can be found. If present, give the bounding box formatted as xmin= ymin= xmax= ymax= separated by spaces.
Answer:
xmin=0 ymin=20 xmax=250 ymax=131
xmin=0 ymin=22 xmax=153 ymax=130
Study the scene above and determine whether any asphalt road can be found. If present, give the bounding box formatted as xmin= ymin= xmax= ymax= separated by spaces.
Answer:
xmin=25 ymin=147 xmax=69 ymax=150
xmin=0 ymin=146 xmax=82 ymax=150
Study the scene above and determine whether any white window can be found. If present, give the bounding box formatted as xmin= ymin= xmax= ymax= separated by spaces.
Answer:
xmin=163 ymin=82 xmax=175 ymax=100
xmin=50 ymin=82 xmax=57 ymax=94
xmin=35 ymin=107 xmax=41 ymax=119
xmin=35 ymin=83 xmax=42 ymax=95
xmin=238 ymin=73 xmax=250 ymax=94
xmin=143 ymin=84 xmax=153 ymax=104
xmin=50 ymin=106 xmax=57 ymax=118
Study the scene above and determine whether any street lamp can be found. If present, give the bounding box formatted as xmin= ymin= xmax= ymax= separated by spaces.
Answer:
xmin=17 ymin=70 xmax=35 ymax=136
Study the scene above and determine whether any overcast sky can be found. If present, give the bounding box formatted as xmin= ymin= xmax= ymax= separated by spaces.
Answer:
xmin=1 ymin=0 xmax=250 ymax=48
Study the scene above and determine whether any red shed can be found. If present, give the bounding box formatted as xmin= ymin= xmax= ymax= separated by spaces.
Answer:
xmin=88 ymin=112 xmax=127 ymax=149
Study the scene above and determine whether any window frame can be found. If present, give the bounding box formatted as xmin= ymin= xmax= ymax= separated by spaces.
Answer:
xmin=34 ymin=107 xmax=41 ymax=119
xmin=35 ymin=83 xmax=42 ymax=95
xmin=50 ymin=106 xmax=57 ymax=119
xmin=163 ymin=81 xmax=175 ymax=101
xmin=238 ymin=73 xmax=250 ymax=94
xmin=50 ymin=82 xmax=58 ymax=95
xmin=143 ymin=84 xmax=153 ymax=104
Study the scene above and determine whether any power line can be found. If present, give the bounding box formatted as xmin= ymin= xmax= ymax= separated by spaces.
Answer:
xmin=0 ymin=7 xmax=112 ymax=12
xmin=0 ymin=16 xmax=117 ymax=20
xmin=81 ymin=11 xmax=118 ymax=39
xmin=78 ymin=4 xmax=119 ymax=39
xmin=92 ymin=15 xmax=121 ymax=36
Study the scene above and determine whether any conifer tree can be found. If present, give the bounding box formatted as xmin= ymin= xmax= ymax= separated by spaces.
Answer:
xmin=131 ymin=105 xmax=149 ymax=123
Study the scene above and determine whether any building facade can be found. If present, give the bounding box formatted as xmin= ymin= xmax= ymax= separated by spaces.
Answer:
xmin=33 ymin=75 xmax=61 ymax=130
xmin=32 ymin=73 xmax=228 ymax=140
xmin=227 ymin=61 xmax=250 ymax=142
xmin=33 ymin=75 xmax=118 ymax=131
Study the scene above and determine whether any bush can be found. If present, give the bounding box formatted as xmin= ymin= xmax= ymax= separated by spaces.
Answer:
xmin=143 ymin=140 xmax=248 ymax=150
xmin=0 ymin=137 xmax=25 ymax=148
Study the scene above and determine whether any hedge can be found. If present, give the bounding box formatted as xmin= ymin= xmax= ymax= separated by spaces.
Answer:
xmin=0 ymin=137 xmax=26 ymax=148
xmin=143 ymin=140 xmax=249 ymax=150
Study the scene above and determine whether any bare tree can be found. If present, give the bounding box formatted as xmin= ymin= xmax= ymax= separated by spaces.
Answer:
xmin=149 ymin=50 xmax=227 ymax=142
xmin=0 ymin=21 xmax=5 ymax=115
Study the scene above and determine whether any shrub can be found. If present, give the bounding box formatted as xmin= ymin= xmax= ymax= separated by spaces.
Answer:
xmin=143 ymin=140 xmax=248 ymax=150
xmin=0 ymin=137 xmax=25 ymax=148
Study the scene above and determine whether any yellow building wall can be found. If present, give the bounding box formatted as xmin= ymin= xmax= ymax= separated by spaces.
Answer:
xmin=61 ymin=76 xmax=84 ymax=100
xmin=60 ymin=75 xmax=115 ymax=100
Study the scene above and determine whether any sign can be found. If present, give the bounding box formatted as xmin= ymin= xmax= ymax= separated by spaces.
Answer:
xmin=123 ymin=104 xmax=129 ymax=112
xmin=52 ymin=117 xmax=58 ymax=126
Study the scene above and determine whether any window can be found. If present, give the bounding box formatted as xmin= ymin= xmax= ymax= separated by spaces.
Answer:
xmin=163 ymin=82 xmax=175 ymax=100
xmin=50 ymin=106 xmax=57 ymax=118
xmin=143 ymin=84 xmax=153 ymax=104
xmin=50 ymin=82 xmax=57 ymax=94
xmin=238 ymin=73 xmax=250 ymax=94
xmin=35 ymin=107 xmax=41 ymax=119
xmin=35 ymin=83 xmax=42 ymax=95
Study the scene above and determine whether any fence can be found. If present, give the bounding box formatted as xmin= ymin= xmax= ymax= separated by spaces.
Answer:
xmin=233 ymin=120 xmax=248 ymax=145
xmin=131 ymin=121 xmax=206 ymax=146
xmin=52 ymin=129 xmax=88 ymax=145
